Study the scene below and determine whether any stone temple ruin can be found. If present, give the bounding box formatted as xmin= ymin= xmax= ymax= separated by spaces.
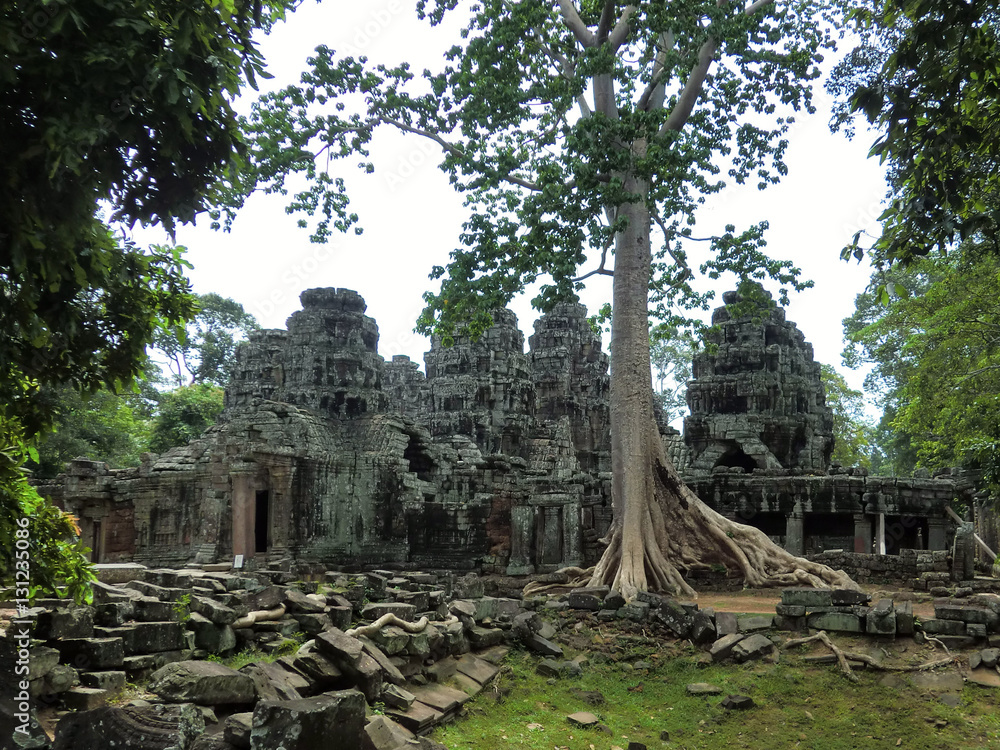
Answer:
xmin=40 ymin=287 xmax=972 ymax=583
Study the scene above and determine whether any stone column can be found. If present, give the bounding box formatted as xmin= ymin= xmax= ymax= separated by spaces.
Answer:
xmin=927 ymin=516 xmax=948 ymax=551
xmin=561 ymin=501 xmax=582 ymax=568
xmin=506 ymin=505 xmax=535 ymax=575
xmin=231 ymin=471 xmax=256 ymax=561
xmin=784 ymin=512 xmax=804 ymax=556
xmin=876 ymin=513 xmax=886 ymax=555
xmin=853 ymin=513 xmax=872 ymax=554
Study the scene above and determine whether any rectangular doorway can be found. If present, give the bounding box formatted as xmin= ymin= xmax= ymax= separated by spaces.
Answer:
xmin=254 ymin=490 xmax=270 ymax=554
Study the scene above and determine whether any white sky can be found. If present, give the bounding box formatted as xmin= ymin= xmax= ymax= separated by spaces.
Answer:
xmin=133 ymin=1 xmax=887 ymax=396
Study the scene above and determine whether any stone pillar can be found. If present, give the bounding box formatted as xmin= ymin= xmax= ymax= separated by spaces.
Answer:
xmin=927 ymin=516 xmax=948 ymax=551
xmin=506 ymin=505 xmax=535 ymax=575
xmin=231 ymin=471 xmax=256 ymax=560
xmin=561 ymin=501 xmax=582 ymax=568
xmin=853 ymin=513 xmax=872 ymax=554
xmin=876 ymin=513 xmax=886 ymax=555
xmin=784 ymin=512 xmax=804 ymax=556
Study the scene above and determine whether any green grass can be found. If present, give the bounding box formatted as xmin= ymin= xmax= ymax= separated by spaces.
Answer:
xmin=435 ymin=647 xmax=1000 ymax=750
xmin=206 ymin=637 xmax=302 ymax=670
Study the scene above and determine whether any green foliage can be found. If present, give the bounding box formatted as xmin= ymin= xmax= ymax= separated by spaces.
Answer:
xmin=842 ymin=247 xmax=1000 ymax=486
xmin=173 ymin=593 xmax=192 ymax=623
xmin=819 ymin=363 xmax=875 ymax=469
xmin=235 ymin=1 xmax=830 ymax=340
xmin=0 ymin=420 xmax=95 ymax=605
xmin=31 ymin=384 xmax=153 ymax=478
xmin=651 ymin=333 xmax=697 ymax=423
xmin=149 ymin=384 xmax=225 ymax=454
xmin=829 ymin=0 xmax=1000 ymax=267
xmin=153 ymin=292 xmax=260 ymax=387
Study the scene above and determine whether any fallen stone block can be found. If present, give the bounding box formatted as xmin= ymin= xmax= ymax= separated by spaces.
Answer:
xmin=34 ymin=607 xmax=95 ymax=639
xmin=223 ymin=712 xmax=252 ymax=750
xmin=52 ymin=703 xmax=205 ymax=750
xmin=737 ymin=615 xmax=772 ymax=633
xmin=80 ymin=670 xmax=126 ymax=693
xmin=55 ymin=637 xmax=124 ymax=669
xmin=806 ymin=612 xmax=863 ymax=634
xmin=523 ymin=633 xmax=563 ymax=657
xmin=732 ymin=634 xmax=775 ymax=663
xmin=190 ymin=596 xmax=238 ymax=626
xmin=920 ymin=618 xmax=967 ymax=636
xmin=709 ymin=633 xmax=744 ymax=663
xmin=148 ymin=660 xmax=255 ymax=705
xmin=781 ymin=588 xmax=832 ymax=608
xmin=97 ymin=622 xmax=187 ymax=655
xmin=362 ymin=602 xmax=418 ymax=622
xmin=251 ymin=690 xmax=365 ymax=750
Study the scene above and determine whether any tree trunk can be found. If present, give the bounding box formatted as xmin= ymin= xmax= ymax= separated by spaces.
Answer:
xmin=589 ymin=142 xmax=856 ymax=600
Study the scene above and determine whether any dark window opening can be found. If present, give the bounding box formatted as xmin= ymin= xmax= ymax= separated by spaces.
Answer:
xmin=91 ymin=521 xmax=103 ymax=563
xmin=804 ymin=512 xmax=854 ymax=554
xmin=884 ymin=515 xmax=928 ymax=555
xmin=255 ymin=490 xmax=270 ymax=553
xmin=715 ymin=445 xmax=758 ymax=473
xmin=741 ymin=511 xmax=784 ymax=544
xmin=403 ymin=435 xmax=435 ymax=481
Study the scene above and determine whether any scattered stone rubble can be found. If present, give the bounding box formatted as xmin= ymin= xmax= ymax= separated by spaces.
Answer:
xmin=5 ymin=565 xmax=1000 ymax=749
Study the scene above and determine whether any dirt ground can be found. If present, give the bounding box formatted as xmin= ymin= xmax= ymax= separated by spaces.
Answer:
xmin=700 ymin=585 xmax=937 ymax=618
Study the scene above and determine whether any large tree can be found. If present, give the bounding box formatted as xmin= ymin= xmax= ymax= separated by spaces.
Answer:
xmin=153 ymin=292 xmax=261 ymax=387
xmin=237 ymin=0 xmax=855 ymax=597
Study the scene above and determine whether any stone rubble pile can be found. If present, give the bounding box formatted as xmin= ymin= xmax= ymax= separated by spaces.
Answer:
xmin=10 ymin=566 xmax=527 ymax=750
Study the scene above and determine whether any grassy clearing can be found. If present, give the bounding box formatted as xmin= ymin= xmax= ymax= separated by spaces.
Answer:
xmin=436 ymin=642 xmax=1000 ymax=750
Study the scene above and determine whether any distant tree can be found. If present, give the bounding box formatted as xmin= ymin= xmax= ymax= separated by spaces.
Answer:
xmin=31 ymin=385 xmax=153 ymax=478
xmin=651 ymin=334 xmax=696 ymax=424
xmin=819 ymin=364 xmax=875 ymax=469
xmin=842 ymin=247 xmax=1000 ymax=486
xmin=149 ymin=384 xmax=225 ymax=454
xmin=153 ymin=292 xmax=260 ymax=387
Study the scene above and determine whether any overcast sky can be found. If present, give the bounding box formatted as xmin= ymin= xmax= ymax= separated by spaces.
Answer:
xmin=134 ymin=1 xmax=887 ymax=396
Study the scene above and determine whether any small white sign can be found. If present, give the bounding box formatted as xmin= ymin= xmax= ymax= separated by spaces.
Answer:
xmin=233 ymin=554 xmax=244 ymax=569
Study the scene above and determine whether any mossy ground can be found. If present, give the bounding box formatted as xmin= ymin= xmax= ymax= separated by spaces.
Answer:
xmin=436 ymin=626 xmax=1000 ymax=750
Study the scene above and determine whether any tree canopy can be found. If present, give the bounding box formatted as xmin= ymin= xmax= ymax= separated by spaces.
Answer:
xmin=829 ymin=0 xmax=1000 ymax=267
xmin=1 ymin=0 xmax=290 ymax=434
xmin=819 ymin=363 xmax=875 ymax=469
xmin=235 ymin=0 xmax=854 ymax=597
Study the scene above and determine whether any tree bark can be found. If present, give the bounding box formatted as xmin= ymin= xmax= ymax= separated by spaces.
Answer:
xmin=589 ymin=141 xmax=857 ymax=600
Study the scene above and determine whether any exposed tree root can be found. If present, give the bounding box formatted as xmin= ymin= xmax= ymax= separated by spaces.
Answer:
xmin=344 ymin=613 xmax=458 ymax=639
xmin=521 ymin=567 xmax=595 ymax=598
xmin=783 ymin=630 xmax=959 ymax=681
xmin=586 ymin=421 xmax=858 ymax=601
xmin=231 ymin=605 xmax=286 ymax=629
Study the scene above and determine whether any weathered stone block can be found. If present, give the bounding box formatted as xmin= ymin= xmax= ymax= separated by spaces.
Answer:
xmin=732 ymin=634 xmax=775 ymax=663
xmin=52 ymin=703 xmax=205 ymax=750
xmin=781 ymin=588 xmax=832 ymax=608
xmin=361 ymin=603 xmax=417 ymax=622
xmin=80 ymin=670 xmax=126 ymax=693
xmin=806 ymin=612 xmax=863 ymax=633
xmin=190 ymin=596 xmax=238 ymax=625
xmin=96 ymin=622 xmax=186 ymax=655
xmin=56 ymin=638 xmax=125 ymax=669
xmin=147 ymin=661 xmax=255 ymax=705
xmin=34 ymin=607 xmax=94 ymax=639
xmin=250 ymin=691 xmax=365 ymax=750
xmin=920 ymin=618 xmax=966 ymax=636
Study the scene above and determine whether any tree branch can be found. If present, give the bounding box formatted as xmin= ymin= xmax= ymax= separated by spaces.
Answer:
xmin=573 ymin=235 xmax=614 ymax=282
xmin=558 ymin=0 xmax=596 ymax=47
xmin=381 ymin=117 xmax=542 ymax=192
xmin=608 ymin=5 xmax=637 ymax=51
xmin=661 ymin=36 xmax=718 ymax=132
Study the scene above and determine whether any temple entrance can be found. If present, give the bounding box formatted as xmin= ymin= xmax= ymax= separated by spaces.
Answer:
xmin=255 ymin=489 xmax=270 ymax=554
xmin=91 ymin=520 xmax=103 ymax=563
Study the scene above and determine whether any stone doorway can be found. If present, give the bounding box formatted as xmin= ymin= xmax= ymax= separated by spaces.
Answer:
xmin=255 ymin=489 xmax=270 ymax=554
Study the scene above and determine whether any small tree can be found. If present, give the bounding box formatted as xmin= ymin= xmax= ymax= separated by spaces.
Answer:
xmin=237 ymin=1 xmax=855 ymax=597
xmin=819 ymin=363 xmax=875 ymax=469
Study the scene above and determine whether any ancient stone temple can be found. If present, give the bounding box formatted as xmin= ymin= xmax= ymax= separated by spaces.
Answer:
xmin=40 ymin=287 xmax=966 ymax=578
